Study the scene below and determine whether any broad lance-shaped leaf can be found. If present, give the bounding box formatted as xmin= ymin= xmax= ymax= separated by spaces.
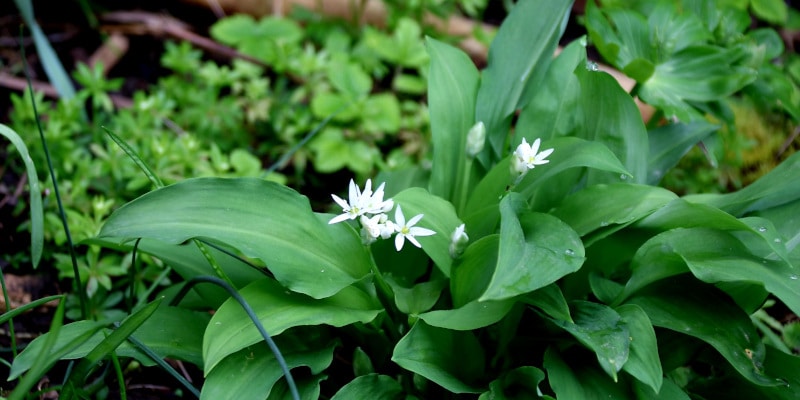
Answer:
xmin=418 ymin=298 xmax=515 ymax=331
xmin=391 ymin=321 xmax=485 ymax=393
xmin=204 ymin=277 xmax=381 ymax=373
xmin=685 ymin=151 xmax=800 ymax=216
xmin=516 ymin=38 xmax=584 ymax=142
xmin=475 ymin=0 xmax=572 ymax=164
xmin=616 ymin=304 xmax=662 ymax=394
xmin=202 ymin=336 xmax=336 ymax=400
xmin=577 ymin=67 xmax=648 ymax=185
xmin=552 ymin=183 xmax=678 ymax=237
xmin=618 ymin=227 xmax=800 ymax=317
xmin=626 ymin=280 xmax=785 ymax=387
xmin=98 ymin=177 xmax=372 ymax=299
xmin=426 ymin=37 xmax=479 ymax=206
xmin=330 ymin=374 xmax=403 ymax=399
xmin=634 ymin=198 xmax=790 ymax=263
xmin=549 ymin=301 xmax=630 ymax=382
xmin=479 ymin=366 xmax=545 ymax=400
xmin=479 ymin=193 xmax=584 ymax=302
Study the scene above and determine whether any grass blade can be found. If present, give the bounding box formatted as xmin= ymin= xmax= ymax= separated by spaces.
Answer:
xmin=0 ymin=124 xmax=44 ymax=267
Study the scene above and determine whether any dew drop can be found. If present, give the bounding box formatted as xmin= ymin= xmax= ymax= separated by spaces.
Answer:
xmin=586 ymin=61 xmax=599 ymax=71
xmin=565 ymin=249 xmax=576 ymax=256
xmin=320 ymin=269 xmax=325 ymax=273
xmin=790 ymin=274 xmax=798 ymax=280
xmin=774 ymin=238 xmax=782 ymax=243
xmin=620 ymin=174 xmax=628 ymax=180
xmin=758 ymin=226 xmax=767 ymax=233
xmin=600 ymin=221 xmax=610 ymax=227
xmin=579 ymin=36 xmax=588 ymax=47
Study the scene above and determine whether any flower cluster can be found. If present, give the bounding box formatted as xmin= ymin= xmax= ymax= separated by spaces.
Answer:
xmin=329 ymin=179 xmax=435 ymax=251
xmin=511 ymin=137 xmax=554 ymax=179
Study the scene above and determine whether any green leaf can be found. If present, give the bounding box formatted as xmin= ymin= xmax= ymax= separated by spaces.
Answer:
xmin=475 ymin=0 xmax=573 ymax=163
xmin=392 ymin=188 xmax=463 ymax=277
xmin=451 ymin=235 xmax=499 ymax=307
xmin=330 ymin=374 xmax=403 ymax=399
xmin=616 ymin=304 xmax=662 ymax=393
xmin=626 ymin=280 xmax=785 ymax=387
xmin=550 ymin=301 xmax=630 ymax=382
xmin=0 ymin=124 xmax=43 ymax=267
xmin=646 ymin=121 xmax=719 ymax=185
xmin=516 ymin=38 xmax=584 ymax=141
xmin=0 ymin=295 xmax=64 ymax=325
xmin=98 ymin=177 xmax=373 ymax=299
xmin=523 ymin=284 xmax=572 ymax=323
xmin=551 ymin=184 xmax=677 ymax=237
xmin=311 ymin=92 xmax=360 ymax=122
xmin=9 ymin=300 xmax=94 ymax=400
xmin=751 ymin=0 xmax=788 ymax=24
xmin=639 ymin=45 xmax=757 ymax=120
xmin=204 ymin=278 xmax=380 ymax=373
xmin=576 ymin=68 xmax=649 ymax=184
xmin=202 ymin=336 xmax=336 ymax=400
xmin=419 ymin=298 xmax=515 ymax=330
xmin=9 ymin=319 xmax=106 ymax=381
xmin=479 ymin=366 xmax=545 ymax=400
xmin=647 ymin=2 xmax=713 ymax=57
xmin=684 ymin=151 xmax=800 ymax=216
xmin=391 ymin=321 xmax=485 ymax=393
xmin=327 ymin=59 xmax=372 ymax=98
xmin=387 ymin=278 xmax=445 ymax=315
xmin=544 ymin=347 xmax=631 ymax=400
xmin=361 ymin=93 xmax=400 ymax=133
xmin=479 ymin=195 xmax=584 ymax=302
xmin=14 ymin=0 xmax=77 ymax=99
xmin=634 ymin=199 xmax=790 ymax=263
xmin=426 ymin=37 xmax=480 ymax=205
xmin=621 ymin=226 xmax=800 ymax=316
xmin=632 ymin=378 xmax=691 ymax=400
xmin=89 ymin=237 xmax=266 ymax=308
xmin=65 ymin=299 xmax=162 ymax=391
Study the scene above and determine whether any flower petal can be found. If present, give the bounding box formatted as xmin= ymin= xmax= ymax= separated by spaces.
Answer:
xmin=328 ymin=213 xmax=351 ymax=224
xmin=410 ymin=227 xmax=436 ymax=237
xmin=407 ymin=213 xmax=424 ymax=227
xmin=394 ymin=205 xmax=406 ymax=227
xmin=331 ymin=194 xmax=349 ymax=210
xmin=406 ymin=235 xmax=423 ymax=248
xmin=395 ymin=234 xmax=406 ymax=251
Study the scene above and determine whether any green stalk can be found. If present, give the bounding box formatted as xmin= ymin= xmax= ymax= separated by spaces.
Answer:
xmin=0 ymin=271 xmax=18 ymax=358
xmin=21 ymin=38 xmax=88 ymax=320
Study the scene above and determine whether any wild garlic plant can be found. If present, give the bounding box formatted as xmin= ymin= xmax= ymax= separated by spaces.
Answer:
xmin=10 ymin=0 xmax=800 ymax=398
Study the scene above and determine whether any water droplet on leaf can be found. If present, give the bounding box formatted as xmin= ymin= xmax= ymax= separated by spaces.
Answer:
xmin=565 ymin=249 xmax=575 ymax=256
xmin=758 ymin=227 xmax=767 ymax=232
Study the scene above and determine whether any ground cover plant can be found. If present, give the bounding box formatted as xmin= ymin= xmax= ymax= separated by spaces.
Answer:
xmin=3 ymin=0 xmax=800 ymax=398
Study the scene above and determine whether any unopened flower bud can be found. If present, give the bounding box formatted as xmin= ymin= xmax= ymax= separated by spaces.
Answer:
xmin=449 ymin=224 xmax=469 ymax=258
xmin=465 ymin=121 xmax=486 ymax=158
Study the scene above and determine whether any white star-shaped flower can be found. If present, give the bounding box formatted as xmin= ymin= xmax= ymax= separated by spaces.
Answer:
xmin=392 ymin=205 xmax=436 ymax=251
xmin=329 ymin=179 xmax=393 ymax=224
xmin=513 ymin=138 xmax=554 ymax=174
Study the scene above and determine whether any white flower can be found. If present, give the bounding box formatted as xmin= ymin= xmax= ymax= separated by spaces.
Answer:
xmin=361 ymin=181 xmax=394 ymax=215
xmin=359 ymin=213 xmax=395 ymax=244
xmin=449 ymin=223 xmax=469 ymax=258
xmin=329 ymin=179 xmax=393 ymax=224
xmin=393 ymin=205 xmax=436 ymax=251
xmin=512 ymin=138 xmax=554 ymax=175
